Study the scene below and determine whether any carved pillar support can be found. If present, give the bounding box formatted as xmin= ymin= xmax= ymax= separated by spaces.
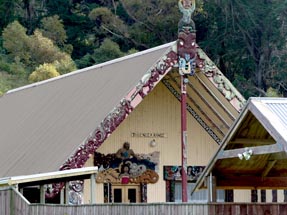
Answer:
xmin=178 ymin=0 xmax=197 ymax=203
xmin=180 ymin=75 xmax=188 ymax=202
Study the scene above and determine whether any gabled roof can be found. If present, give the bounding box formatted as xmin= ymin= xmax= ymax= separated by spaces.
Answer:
xmin=193 ymin=97 xmax=287 ymax=191
xmin=0 ymin=42 xmax=174 ymax=178
xmin=0 ymin=41 xmax=245 ymax=179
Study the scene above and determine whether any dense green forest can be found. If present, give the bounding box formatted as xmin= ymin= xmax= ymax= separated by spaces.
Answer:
xmin=0 ymin=0 xmax=286 ymax=98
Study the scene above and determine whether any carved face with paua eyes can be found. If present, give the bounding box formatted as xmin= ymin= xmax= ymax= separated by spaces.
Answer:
xmin=178 ymin=31 xmax=197 ymax=75
xmin=178 ymin=31 xmax=196 ymax=59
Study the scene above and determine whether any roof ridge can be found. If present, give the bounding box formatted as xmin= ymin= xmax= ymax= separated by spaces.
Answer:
xmin=6 ymin=42 xmax=176 ymax=95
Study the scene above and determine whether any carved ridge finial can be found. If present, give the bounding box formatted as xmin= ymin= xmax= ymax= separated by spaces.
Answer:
xmin=177 ymin=0 xmax=197 ymax=76
xmin=178 ymin=0 xmax=196 ymax=30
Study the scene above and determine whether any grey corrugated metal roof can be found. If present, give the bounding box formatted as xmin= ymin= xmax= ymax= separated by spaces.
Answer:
xmin=192 ymin=97 xmax=287 ymax=193
xmin=0 ymin=42 xmax=174 ymax=178
xmin=258 ymin=98 xmax=287 ymax=131
xmin=250 ymin=97 xmax=287 ymax=142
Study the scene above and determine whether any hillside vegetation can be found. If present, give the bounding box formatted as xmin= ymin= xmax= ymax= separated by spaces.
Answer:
xmin=0 ymin=0 xmax=286 ymax=97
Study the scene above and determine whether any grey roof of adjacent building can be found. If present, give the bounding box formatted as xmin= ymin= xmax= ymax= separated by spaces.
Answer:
xmin=248 ymin=97 xmax=287 ymax=143
xmin=0 ymin=42 xmax=174 ymax=178
xmin=192 ymin=97 xmax=287 ymax=192
xmin=0 ymin=167 xmax=98 ymax=187
xmin=261 ymin=99 xmax=287 ymax=133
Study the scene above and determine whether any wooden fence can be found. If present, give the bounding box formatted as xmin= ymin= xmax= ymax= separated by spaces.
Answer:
xmin=0 ymin=188 xmax=30 ymax=215
xmin=27 ymin=203 xmax=287 ymax=215
xmin=2 ymin=188 xmax=287 ymax=215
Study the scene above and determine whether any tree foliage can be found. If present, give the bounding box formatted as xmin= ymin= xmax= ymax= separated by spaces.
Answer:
xmin=198 ymin=0 xmax=287 ymax=97
xmin=92 ymin=38 xmax=124 ymax=64
xmin=40 ymin=15 xmax=68 ymax=47
xmin=0 ymin=0 xmax=21 ymax=31
xmin=29 ymin=29 xmax=70 ymax=66
xmin=28 ymin=63 xmax=60 ymax=83
xmin=2 ymin=21 xmax=31 ymax=63
xmin=0 ymin=0 xmax=286 ymax=98
xmin=52 ymin=55 xmax=77 ymax=75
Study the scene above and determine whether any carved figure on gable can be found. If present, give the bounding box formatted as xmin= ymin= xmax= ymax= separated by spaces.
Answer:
xmin=178 ymin=0 xmax=197 ymax=76
xmin=178 ymin=31 xmax=197 ymax=75
xmin=178 ymin=0 xmax=196 ymax=32
xmin=116 ymin=142 xmax=139 ymax=160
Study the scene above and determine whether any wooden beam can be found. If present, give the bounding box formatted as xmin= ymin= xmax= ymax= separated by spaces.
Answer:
xmin=230 ymin=138 xmax=275 ymax=145
xmin=215 ymin=176 xmax=287 ymax=189
xmin=194 ymin=73 xmax=236 ymax=121
xmin=218 ymin=143 xmax=283 ymax=160
xmin=262 ymin=160 xmax=277 ymax=177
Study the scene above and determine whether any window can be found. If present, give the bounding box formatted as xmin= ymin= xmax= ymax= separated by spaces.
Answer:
xmin=112 ymin=185 xmax=140 ymax=203
xmin=174 ymin=182 xmax=225 ymax=203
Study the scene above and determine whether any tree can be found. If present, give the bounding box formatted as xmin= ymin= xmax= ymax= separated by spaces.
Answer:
xmin=2 ymin=21 xmax=76 ymax=86
xmin=89 ymin=7 xmax=130 ymax=45
xmin=91 ymin=38 xmax=124 ymax=64
xmin=118 ymin=0 xmax=180 ymax=47
xmin=28 ymin=30 xmax=64 ymax=65
xmin=52 ymin=55 xmax=77 ymax=75
xmin=40 ymin=15 xmax=68 ymax=47
xmin=197 ymin=0 xmax=287 ymax=97
xmin=28 ymin=29 xmax=77 ymax=73
xmin=0 ymin=70 xmax=28 ymax=95
xmin=0 ymin=0 xmax=21 ymax=32
xmin=28 ymin=63 xmax=60 ymax=83
xmin=1 ymin=0 xmax=287 ymax=98
xmin=2 ymin=21 xmax=31 ymax=63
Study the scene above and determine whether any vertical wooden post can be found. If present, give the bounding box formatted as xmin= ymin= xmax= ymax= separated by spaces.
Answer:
xmin=178 ymin=0 xmax=197 ymax=202
xmin=272 ymin=190 xmax=277 ymax=202
xmin=207 ymin=174 xmax=217 ymax=202
xmin=90 ymin=173 xmax=96 ymax=203
xmin=40 ymin=185 xmax=45 ymax=204
xmin=65 ymin=181 xmax=69 ymax=204
xmin=181 ymin=75 xmax=188 ymax=202
xmin=60 ymin=188 xmax=65 ymax=204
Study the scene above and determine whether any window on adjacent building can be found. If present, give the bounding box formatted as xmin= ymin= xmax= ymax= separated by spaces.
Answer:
xmin=174 ymin=182 xmax=225 ymax=203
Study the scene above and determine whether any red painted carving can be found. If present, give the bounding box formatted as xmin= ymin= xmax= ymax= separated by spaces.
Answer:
xmin=60 ymin=99 xmax=133 ymax=171
xmin=138 ymin=50 xmax=178 ymax=98
xmin=178 ymin=31 xmax=196 ymax=59
xmin=195 ymin=46 xmax=205 ymax=70
xmin=47 ymin=49 xmax=177 ymax=198
xmin=178 ymin=30 xmax=197 ymax=75
xmin=46 ymin=99 xmax=133 ymax=198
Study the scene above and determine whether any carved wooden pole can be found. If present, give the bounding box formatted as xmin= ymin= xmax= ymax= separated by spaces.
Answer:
xmin=177 ymin=0 xmax=197 ymax=202
xmin=180 ymin=75 xmax=188 ymax=202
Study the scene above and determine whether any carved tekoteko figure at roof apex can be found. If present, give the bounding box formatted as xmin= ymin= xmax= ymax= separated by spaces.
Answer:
xmin=178 ymin=0 xmax=196 ymax=32
xmin=178 ymin=0 xmax=197 ymax=76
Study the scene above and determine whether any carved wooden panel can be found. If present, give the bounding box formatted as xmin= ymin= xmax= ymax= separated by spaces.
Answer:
xmin=95 ymin=152 xmax=159 ymax=184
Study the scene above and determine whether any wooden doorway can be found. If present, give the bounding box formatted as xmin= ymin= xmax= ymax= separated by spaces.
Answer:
xmin=112 ymin=185 xmax=140 ymax=203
